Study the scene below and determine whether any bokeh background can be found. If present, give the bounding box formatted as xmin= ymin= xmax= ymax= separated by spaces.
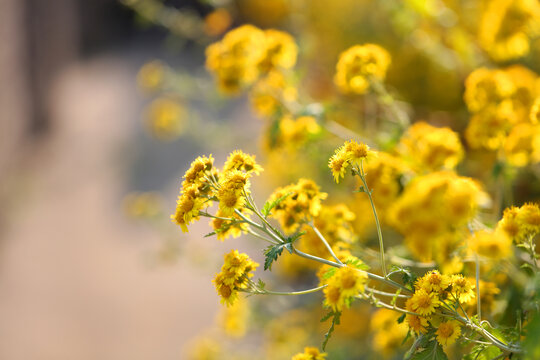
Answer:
xmin=0 ymin=1 xmax=247 ymax=359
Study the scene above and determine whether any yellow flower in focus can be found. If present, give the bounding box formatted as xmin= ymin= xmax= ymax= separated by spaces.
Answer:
xmin=335 ymin=44 xmax=391 ymax=94
xmin=291 ymin=347 xmax=327 ymax=360
xmin=223 ymin=150 xmax=264 ymax=175
xmin=398 ymin=121 xmax=464 ymax=171
xmin=328 ymin=146 xmax=350 ymax=183
xmin=408 ymin=289 xmax=440 ymax=316
xmin=323 ymin=266 xmax=367 ymax=311
xmin=182 ymin=155 xmax=215 ymax=189
xmin=469 ymin=229 xmax=512 ymax=259
xmin=211 ymin=210 xmax=249 ymax=241
xmin=137 ymin=60 xmax=165 ymax=92
xmin=450 ymin=274 xmax=475 ymax=303
xmin=436 ymin=320 xmax=461 ymax=347
xmin=415 ymin=270 xmax=451 ymax=293
xmin=517 ymin=202 xmax=540 ymax=233
xmin=405 ymin=313 xmax=429 ymax=334
xmin=213 ymin=250 xmax=258 ymax=306
xmin=259 ymin=29 xmax=298 ymax=72
xmin=328 ymin=140 xmax=375 ymax=183
xmin=145 ymin=98 xmax=186 ymax=141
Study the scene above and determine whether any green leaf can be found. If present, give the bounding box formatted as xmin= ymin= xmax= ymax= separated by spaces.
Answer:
xmin=204 ymin=231 xmax=216 ymax=238
xmin=397 ymin=313 xmax=406 ymax=324
xmin=345 ymin=257 xmax=370 ymax=271
xmin=262 ymin=231 xmax=304 ymax=270
xmin=463 ymin=344 xmax=502 ymax=360
xmin=524 ymin=312 xmax=540 ymax=360
xmin=408 ymin=338 xmax=448 ymax=360
xmin=261 ymin=192 xmax=292 ymax=217
xmin=321 ymin=310 xmax=341 ymax=350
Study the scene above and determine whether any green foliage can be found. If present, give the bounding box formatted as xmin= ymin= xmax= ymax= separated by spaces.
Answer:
xmin=261 ymin=192 xmax=291 ymax=217
xmin=321 ymin=310 xmax=342 ymax=351
xmin=262 ymin=231 xmax=305 ymax=270
xmin=345 ymin=257 xmax=370 ymax=271
xmin=405 ymin=334 xmax=448 ymax=360
xmin=321 ymin=267 xmax=338 ymax=280
xmin=524 ymin=313 xmax=540 ymax=360
xmin=463 ymin=344 xmax=502 ymax=360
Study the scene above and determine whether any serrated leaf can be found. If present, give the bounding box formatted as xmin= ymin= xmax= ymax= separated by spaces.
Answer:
xmin=463 ymin=344 xmax=502 ymax=360
xmin=322 ymin=310 xmax=341 ymax=350
xmin=261 ymin=192 xmax=292 ymax=217
xmin=408 ymin=339 xmax=448 ymax=360
xmin=204 ymin=231 xmax=216 ymax=238
xmin=263 ymin=244 xmax=285 ymax=271
xmin=346 ymin=257 xmax=370 ymax=271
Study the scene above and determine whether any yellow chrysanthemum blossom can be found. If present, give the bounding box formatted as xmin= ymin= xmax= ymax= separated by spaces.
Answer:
xmin=223 ymin=150 xmax=264 ymax=175
xmin=213 ymin=250 xmax=258 ymax=306
xmin=267 ymin=179 xmax=328 ymax=233
xmin=415 ymin=270 xmax=451 ymax=294
xmin=335 ymin=44 xmax=391 ymax=94
xmin=323 ymin=266 xmax=367 ymax=311
xmin=408 ymin=289 xmax=440 ymax=316
xmin=504 ymin=123 xmax=540 ymax=166
xmin=464 ymin=68 xmax=515 ymax=113
xmin=279 ymin=116 xmax=321 ymax=148
xmin=405 ymin=313 xmax=429 ymax=334
xmin=328 ymin=140 xmax=376 ymax=183
xmin=450 ymin=274 xmax=475 ymax=303
xmin=436 ymin=320 xmax=461 ymax=347
xmin=291 ymin=347 xmax=327 ymax=360
xmin=211 ymin=210 xmax=249 ymax=241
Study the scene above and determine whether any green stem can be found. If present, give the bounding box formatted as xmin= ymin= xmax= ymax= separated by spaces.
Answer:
xmin=359 ymin=160 xmax=387 ymax=277
xmin=309 ymin=223 xmax=344 ymax=265
xmin=257 ymin=284 xmax=327 ymax=296
xmin=246 ymin=228 xmax=279 ymax=245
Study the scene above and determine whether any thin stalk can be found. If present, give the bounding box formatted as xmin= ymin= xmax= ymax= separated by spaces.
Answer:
xmin=359 ymin=160 xmax=387 ymax=277
xmin=475 ymin=254 xmax=481 ymax=320
xmin=292 ymin=246 xmax=343 ymax=268
xmin=258 ymin=284 xmax=327 ymax=296
xmin=246 ymin=228 xmax=279 ymax=245
xmin=365 ymin=286 xmax=411 ymax=299
xmin=368 ymin=77 xmax=409 ymax=128
xmin=356 ymin=294 xmax=418 ymax=316
xmin=309 ymin=224 xmax=344 ymax=265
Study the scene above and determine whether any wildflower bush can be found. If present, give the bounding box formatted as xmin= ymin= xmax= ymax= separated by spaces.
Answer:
xmin=127 ymin=1 xmax=540 ymax=359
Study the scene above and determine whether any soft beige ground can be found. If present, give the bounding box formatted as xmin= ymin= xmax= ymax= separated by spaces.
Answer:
xmin=0 ymin=58 xmax=226 ymax=360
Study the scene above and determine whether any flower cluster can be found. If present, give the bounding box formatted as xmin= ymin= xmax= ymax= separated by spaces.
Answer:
xmin=320 ymin=265 xmax=368 ymax=311
xmin=171 ymin=150 xmax=263 ymax=235
xmin=405 ymin=271 xmax=475 ymax=347
xmin=206 ymin=25 xmax=298 ymax=94
xmin=397 ymin=121 xmax=464 ymax=172
xmin=464 ymin=66 xmax=540 ymax=166
xmin=213 ymin=250 xmax=259 ymax=306
xmin=388 ymin=172 xmax=485 ymax=264
xmin=497 ymin=203 xmax=540 ymax=243
xmin=328 ymin=140 xmax=376 ymax=183
xmin=334 ymin=44 xmax=391 ymax=94
xmin=266 ymin=178 xmax=328 ymax=233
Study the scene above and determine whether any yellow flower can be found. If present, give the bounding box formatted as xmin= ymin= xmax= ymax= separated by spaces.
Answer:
xmin=405 ymin=314 xmax=429 ymax=334
xmin=279 ymin=115 xmax=321 ymax=147
xmin=436 ymin=320 xmax=461 ymax=347
xmin=213 ymin=250 xmax=258 ymax=306
xmin=223 ymin=150 xmax=264 ymax=175
xmin=469 ymin=229 xmax=512 ymax=259
xmin=497 ymin=206 xmax=526 ymax=241
xmin=504 ymin=123 xmax=540 ymax=167
xmin=450 ymin=274 xmax=475 ymax=303
xmin=211 ymin=210 xmax=249 ymax=241
xmin=334 ymin=44 xmax=391 ymax=94
xmin=416 ymin=270 xmax=451 ymax=294
xmin=371 ymin=309 xmax=409 ymax=355
xmin=531 ymin=97 xmax=540 ymax=124
xmin=517 ymin=202 xmax=540 ymax=233
xmin=217 ymin=188 xmax=246 ymax=217
xmin=291 ymin=347 xmax=327 ymax=360
xmin=137 ymin=60 xmax=165 ymax=92
xmin=408 ymin=289 xmax=440 ymax=316
xmin=203 ymin=8 xmax=232 ymax=36
xmin=328 ymin=146 xmax=350 ymax=183
xmin=323 ymin=266 xmax=367 ymax=311
xmin=182 ymin=155 xmax=215 ymax=188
